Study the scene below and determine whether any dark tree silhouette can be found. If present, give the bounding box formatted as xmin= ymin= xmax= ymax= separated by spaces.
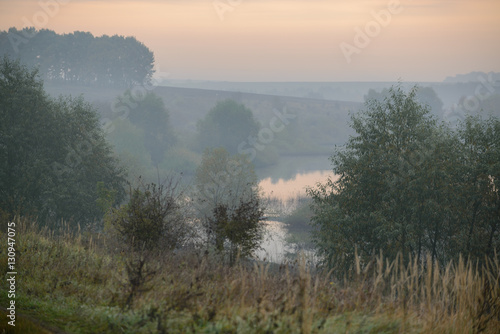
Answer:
xmin=0 ymin=57 xmax=126 ymax=226
xmin=0 ymin=27 xmax=155 ymax=88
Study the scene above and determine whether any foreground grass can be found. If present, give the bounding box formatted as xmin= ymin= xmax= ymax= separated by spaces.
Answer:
xmin=1 ymin=218 xmax=499 ymax=333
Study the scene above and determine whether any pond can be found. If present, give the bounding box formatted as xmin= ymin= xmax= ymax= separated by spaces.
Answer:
xmin=254 ymin=155 xmax=335 ymax=263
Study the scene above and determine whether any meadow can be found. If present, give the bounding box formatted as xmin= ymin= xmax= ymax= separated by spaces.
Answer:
xmin=1 ymin=217 xmax=499 ymax=333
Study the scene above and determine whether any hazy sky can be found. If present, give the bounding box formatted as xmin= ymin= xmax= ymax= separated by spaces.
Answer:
xmin=1 ymin=0 xmax=499 ymax=81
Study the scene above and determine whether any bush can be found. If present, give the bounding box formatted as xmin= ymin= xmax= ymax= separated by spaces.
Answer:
xmin=107 ymin=177 xmax=190 ymax=252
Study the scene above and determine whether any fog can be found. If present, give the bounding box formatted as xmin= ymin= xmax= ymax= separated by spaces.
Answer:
xmin=1 ymin=0 xmax=500 ymax=81
xmin=2 ymin=26 xmax=498 ymax=182
xmin=2 ymin=2 xmax=500 ymax=331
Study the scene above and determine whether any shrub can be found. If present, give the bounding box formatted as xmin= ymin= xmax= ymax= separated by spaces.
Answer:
xmin=107 ymin=177 xmax=190 ymax=252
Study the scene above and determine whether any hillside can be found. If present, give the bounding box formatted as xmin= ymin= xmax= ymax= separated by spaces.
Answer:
xmin=45 ymin=83 xmax=362 ymax=151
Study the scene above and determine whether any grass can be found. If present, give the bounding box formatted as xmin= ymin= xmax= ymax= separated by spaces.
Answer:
xmin=1 ymin=217 xmax=500 ymax=333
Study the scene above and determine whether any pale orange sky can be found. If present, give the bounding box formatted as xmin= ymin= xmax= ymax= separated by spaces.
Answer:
xmin=1 ymin=0 xmax=499 ymax=81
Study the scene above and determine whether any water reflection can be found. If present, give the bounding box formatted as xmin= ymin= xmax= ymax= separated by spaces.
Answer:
xmin=256 ymin=155 xmax=333 ymax=182
xmin=255 ymin=166 xmax=335 ymax=263
xmin=255 ymin=221 xmax=293 ymax=263
xmin=259 ymin=170 xmax=333 ymax=202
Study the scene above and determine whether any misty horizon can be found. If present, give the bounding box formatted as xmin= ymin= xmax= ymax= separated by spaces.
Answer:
xmin=1 ymin=0 xmax=499 ymax=82
xmin=2 ymin=1 xmax=500 ymax=332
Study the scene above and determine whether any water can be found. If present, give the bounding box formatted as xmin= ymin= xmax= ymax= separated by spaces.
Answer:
xmin=254 ymin=156 xmax=335 ymax=263
xmin=260 ymin=169 xmax=333 ymax=202
xmin=255 ymin=221 xmax=293 ymax=263
xmin=256 ymin=155 xmax=333 ymax=183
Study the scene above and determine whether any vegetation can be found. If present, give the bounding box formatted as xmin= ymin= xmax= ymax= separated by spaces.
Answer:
xmin=2 ymin=31 xmax=500 ymax=332
xmin=110 ymin=89 xmax=176 ymax=166
xmin=0 ymin=28 xmax=154 ymax=87
xmin=1 ymin=219 xmax=500 ymax=333
xmin=208 ymin=197 xmax=265 ymax=265
xmin=282 ymin=196 xmax=315 ymax=248
xmin=364 ymin=86 xmax=444 ymax=117
xmin=0 ymin=57 xmax=126 ymax=227
xmin=106 ymin=177 xmax=191 ymax=252
xmin=196 ymin=99 xmax=260 ymax=155
xmin=194 ymin=148 xmax=265 ymax=264
xmin=309 ymin=85 xmax=500 ymax=271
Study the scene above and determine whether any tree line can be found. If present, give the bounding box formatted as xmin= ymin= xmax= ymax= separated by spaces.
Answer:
xmin=309 ymin=85 xmax=500 ymax=271
xmin=0 ymin=57 xmax=126 ymax=225
xmin=0 ymin=27 xmax=154 ymax=87
xmin=0 ymin=58 xmax=264 ymax=265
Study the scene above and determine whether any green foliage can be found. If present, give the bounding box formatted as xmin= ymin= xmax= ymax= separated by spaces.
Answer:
xmin=106 ymin=117 xmax=149 ymax=162
xmin=453 ymin=115 xmax=500 ymax=260
xmin=194 ymin=148 xmax=264 ymax=263
xmin=0 ymin=57 xmax=125 ymax=226
xmin=196 ymin=99 xmax=260 ymax=155
xmin=310 ymin=85 xmax=438 ymax=268
xmin=2 ymin=220 xmax=500 ymax=333
xmin=113 ymin=90 xmax=176 ymax=166
xmin=209 ymin=197 xmax=265 ymax=265
xmin=159 ymin=147 xmax=200 ymax=175
xmin=105 ymin=178 xmax=190 ymax=309
xmin=108 ymin=178 xmax=189 ymax=252
xmin=364 ymin=85 xmax=443 ymax=117
xmin=0 ymin=27 xmax=154 ymax=87
xmin=96 ymin=181 xmax=117 ymax=216
xmin=309 ymin=84 xmax=500 ymax=270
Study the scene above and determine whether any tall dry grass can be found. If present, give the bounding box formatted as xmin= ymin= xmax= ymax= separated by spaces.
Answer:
xmin=1 ymin=217 xmax=499 ymax=333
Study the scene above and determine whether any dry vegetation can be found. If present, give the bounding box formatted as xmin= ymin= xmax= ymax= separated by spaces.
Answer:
xmin=1 ymin=217 xmax=500 ymax=333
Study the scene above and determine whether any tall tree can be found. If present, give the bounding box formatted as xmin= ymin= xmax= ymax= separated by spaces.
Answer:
xmin=0 ymin=27 xmax=155 ymax=87
xmin=196 ymin=99 xmax=260 ymax=155
xmin=0 ymin=57 xmax=125 ymax=226
xmin=309 ymin=85 xmax=451 ymax=269
xmin=310 ymin=85 xmax=500 ymax=271
xmin=113 ymin=90 xmax=175 ymax=166
xmin=454 ymin=116 xmax=500 ymax=259
xmin=364 ymin=86 xmax=443 ymax=118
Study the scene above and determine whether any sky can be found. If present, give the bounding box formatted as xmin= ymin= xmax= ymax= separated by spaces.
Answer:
xmin=1 ymin=0 xmax=499 ymax=82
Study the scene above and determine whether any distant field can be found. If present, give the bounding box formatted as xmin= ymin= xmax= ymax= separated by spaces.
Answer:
xmin=43 ymin=80 xmax=497 ymax=167
xmin=44 ymin=83 xmax=363 ymax=151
